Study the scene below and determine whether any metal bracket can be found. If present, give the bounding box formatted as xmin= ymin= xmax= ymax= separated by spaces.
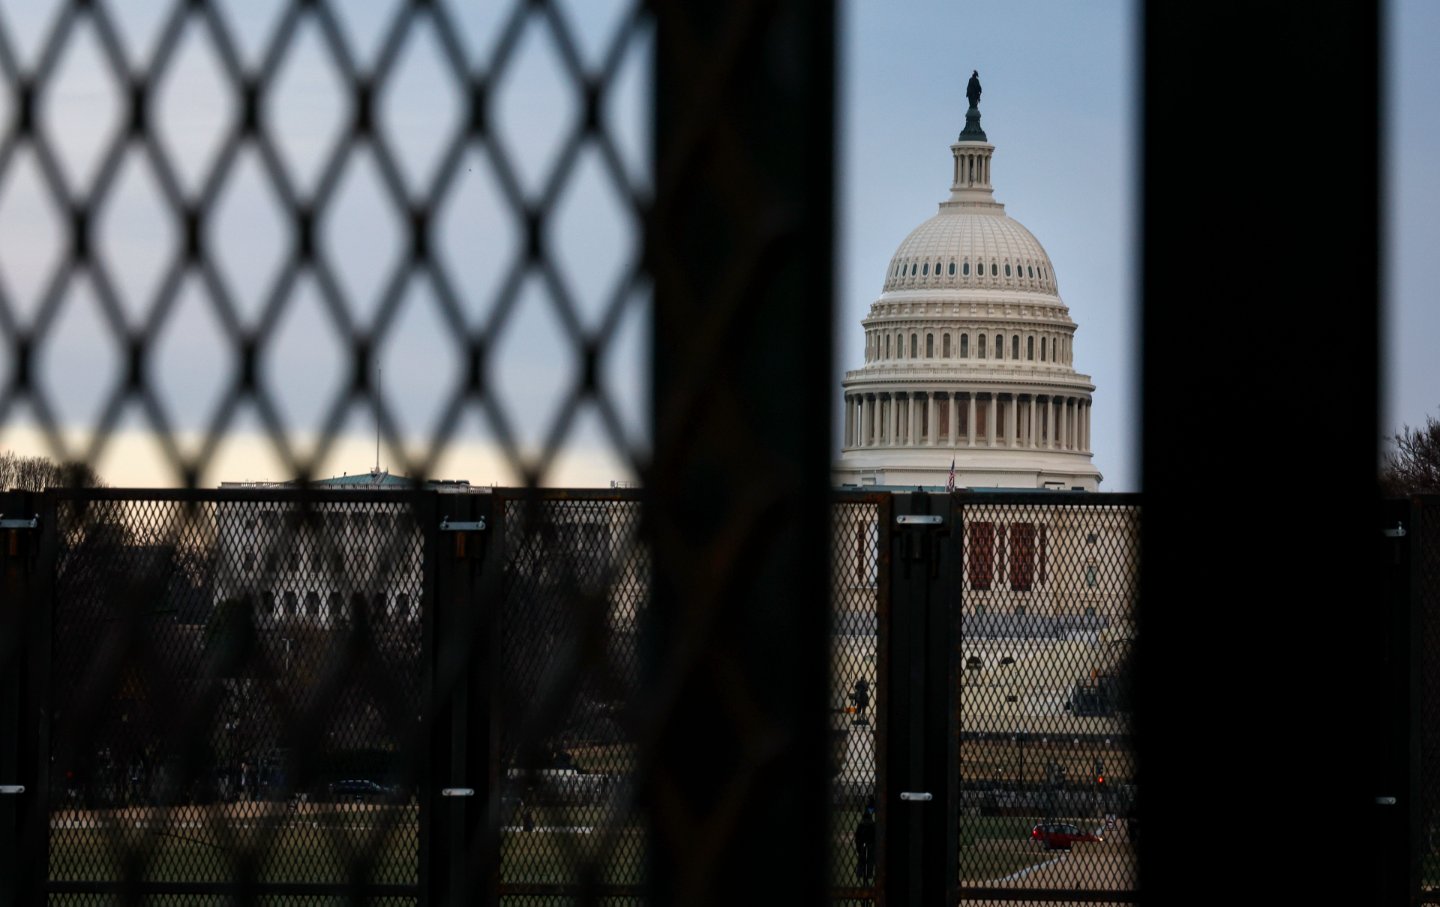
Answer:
xmin=0 ymin=785 xmax=24 ymax=795
xmin=1383 ymin=522 xmax=1406 ymax=538
xmin=896 ymin=515 xmax=942 ymax=526
xmin=0 ymin=513 xmax=38 ymax=530
xmin=1376 ymin=795 xmax=1397 ymax=806
xmin=441 ymin=787 xmax=474 ymax=797
xmin=439 ymin=517 xmax=485 ymax=532
xmin=899 ymin=791 xmax=933 ymax=802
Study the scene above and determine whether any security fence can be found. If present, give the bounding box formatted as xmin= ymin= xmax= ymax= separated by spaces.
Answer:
xmin=953 ymin=499 xmax=1138 ymax=903
xmin=3 ymin=485 xmax=1161 ymax=904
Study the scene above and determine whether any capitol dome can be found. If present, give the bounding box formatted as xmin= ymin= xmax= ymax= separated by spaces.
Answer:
xmin=835 ymin=79 xmax=1103 ymax=491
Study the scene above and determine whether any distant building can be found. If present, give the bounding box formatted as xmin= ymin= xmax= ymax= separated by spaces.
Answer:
xmin=835 ymin=79 xmax=1102 ymax=491
xmin=215 ymin=469 xmax=480 ymax=628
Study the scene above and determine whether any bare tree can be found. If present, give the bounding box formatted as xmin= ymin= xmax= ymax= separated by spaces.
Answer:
xmin=0 ymin=450 xmax=104 ymax=491
xmin=1381 ymin=413 xmax=1440 ymax=496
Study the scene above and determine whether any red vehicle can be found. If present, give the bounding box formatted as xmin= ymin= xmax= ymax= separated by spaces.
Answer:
xmin=1030 ymin=822 xmax=1103 ymax=851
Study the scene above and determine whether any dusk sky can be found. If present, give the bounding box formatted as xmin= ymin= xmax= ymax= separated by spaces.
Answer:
xmin=0 ymin=1 xmax=1434 ymax=491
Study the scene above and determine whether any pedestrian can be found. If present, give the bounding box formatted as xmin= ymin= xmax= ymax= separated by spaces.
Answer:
xmin=854 ymin=800 xmax=876 ymax=883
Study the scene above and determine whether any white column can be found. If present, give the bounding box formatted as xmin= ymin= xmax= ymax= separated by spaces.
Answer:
xmin=1047 ymin=398 xmax=1056 ymax=450
xmin=1085 ymin=401 xmax=1092 ymax=452
xmin=967 ymin=394 xmax=976 ymax=447
xmin=1028 ymin=396 xmax=1037 ymax=448
xmin=1006 ymin=393 xmax=1018 ymax=447
xmin=927 ymin=393 xmax=937 ymax=445
xmin=948 ymin=394 xmax=959 ymax=446
xmin=987 ymin=395 xmax=997 ymax=448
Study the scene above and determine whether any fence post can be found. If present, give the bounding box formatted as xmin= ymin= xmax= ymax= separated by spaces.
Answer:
xmin=884 ymin=492 xmax=959 ymax=906
xmin=426 ymin=490 xmax=497 ymax=907
xmin=0 ymin=490 xmax=47 ymax=907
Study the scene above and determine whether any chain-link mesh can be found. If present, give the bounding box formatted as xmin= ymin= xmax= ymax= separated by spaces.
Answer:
xmin=956 ymin=500 xmax=1138 ymax=902
xmin=828 ymin=497 xmax=886 ymax=899
xmin=1420 ymin=498 xmax=1440 ymax=900
xmin=45 ymin=489 xmax=428 ymax=901
xmin=496 ymin=493 xmax=647 ymax=900
xmin=0 ymin=0 xmax=652 ymax=489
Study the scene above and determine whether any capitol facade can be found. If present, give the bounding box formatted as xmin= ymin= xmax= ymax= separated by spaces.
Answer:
xmin=835 ymin=79 xmax=1102 ymax=491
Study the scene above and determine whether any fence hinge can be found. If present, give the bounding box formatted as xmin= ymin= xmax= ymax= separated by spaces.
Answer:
xmin=0 ymin=513 xmax=38 ymax=530
xmin=1383 ymin=522 xmax=1405 ymax=538
xmin=439 ymin=517 xmax=486 ymax=532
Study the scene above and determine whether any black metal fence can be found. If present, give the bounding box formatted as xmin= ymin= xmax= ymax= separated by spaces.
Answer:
xmin=4 ymin=485 xmax=1161 ymax=904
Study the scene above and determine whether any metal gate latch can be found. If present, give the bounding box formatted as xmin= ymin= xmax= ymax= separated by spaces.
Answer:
xmin=439 ymin=517 xmax=485 ymax=532
xmin=441 ymin=788 xmax=474 ymax=797
xmin=0 ymin=513 xmax=38 ymax=529
xmin=1383 ymin=522 xmax=1406 ymax=538
xmin=0 ymin=785 xmax=25 ymax=795
xmin=896 ymin=515 xmax=943 ymax=526
xmin=899 ymin=791 xmax=933 ymax=802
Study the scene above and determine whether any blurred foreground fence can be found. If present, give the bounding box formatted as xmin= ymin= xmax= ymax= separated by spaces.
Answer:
xmin=0 ymin=484 xmax=1156 ymax=905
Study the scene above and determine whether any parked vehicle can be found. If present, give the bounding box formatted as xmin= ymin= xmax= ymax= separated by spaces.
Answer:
xmin=1030 ymin=821 xmax=1102 ymax=851
xmin=328 ymin=779 xmax=402 ymax=803
xmin=503 ymin=767 xmax=609 ymax=806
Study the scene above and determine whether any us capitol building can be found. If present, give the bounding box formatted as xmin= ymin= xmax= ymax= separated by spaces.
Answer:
xmin=835 ymin=74 xmax=1103 ymax=491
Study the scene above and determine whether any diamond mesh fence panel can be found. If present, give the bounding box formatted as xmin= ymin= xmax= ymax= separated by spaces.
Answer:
xmin=496 ymin=493 xmax=647 ymax=900
xmin=0 ymin=0 xmax=652 ymax=490
xmin=46 ymin=490 xmax=428 ymax=902
xmin=828 ymin=496 xmax=886 ymax=899
xmin=955 ymin=500 xmax=1138 ymax=902
xmin=1420 ymin=498 xmax=1440 ymax=900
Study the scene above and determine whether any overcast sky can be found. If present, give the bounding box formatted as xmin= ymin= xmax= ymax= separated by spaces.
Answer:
xmin=0 ymin=1 xmax=1435 ymax=491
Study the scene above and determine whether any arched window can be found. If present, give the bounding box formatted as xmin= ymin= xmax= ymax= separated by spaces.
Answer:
xmin=910 ymin=262 xmax=917 ymax=276
xmin=1041 ymin=337 xmax=1047 ymax=361
xmin=943 ymin=334 xmax=951 ymax=357
xmin=1004 ymin=263 xmax=1012 ymax=277
xmin=1012 ymin=335 xmax=1020 ymax=359
xmin=1052 ymin=338 xmax=1058 ymax=361
xmin=926 ymin=333 xmax=934 ymax=358
xmin=962 ymin=261 xmax=970 ymax=276
xmin=960 ymin=333 xmax=969 ymax=357
xmin=994 ymin=334 xmax=1003 ymax=359
xmin=910 ymin=334 xmax=918 ymax=358
xmin=978 ymin=336 xmax=987 ymax=359
xmin=948 ymin=261 xmax=956 ymax=276
xmin=1027 ymin=265 xmax=1035 ymax=278
xmin=1027 ymin=336 xmax=1035 ymax=360
xmin=885 ymin=335 xmax=891 ymax=358
xmin=898 ymin=332 xmax=905 ymax=357
xmin=991 ymin=263 xmax=998 ymax=276
xmin=922 ymin=262 xmax=929 ymax=276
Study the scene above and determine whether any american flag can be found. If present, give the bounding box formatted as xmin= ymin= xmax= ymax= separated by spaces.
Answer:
xmin=945 ymin=458 xmax=956 ymax=492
